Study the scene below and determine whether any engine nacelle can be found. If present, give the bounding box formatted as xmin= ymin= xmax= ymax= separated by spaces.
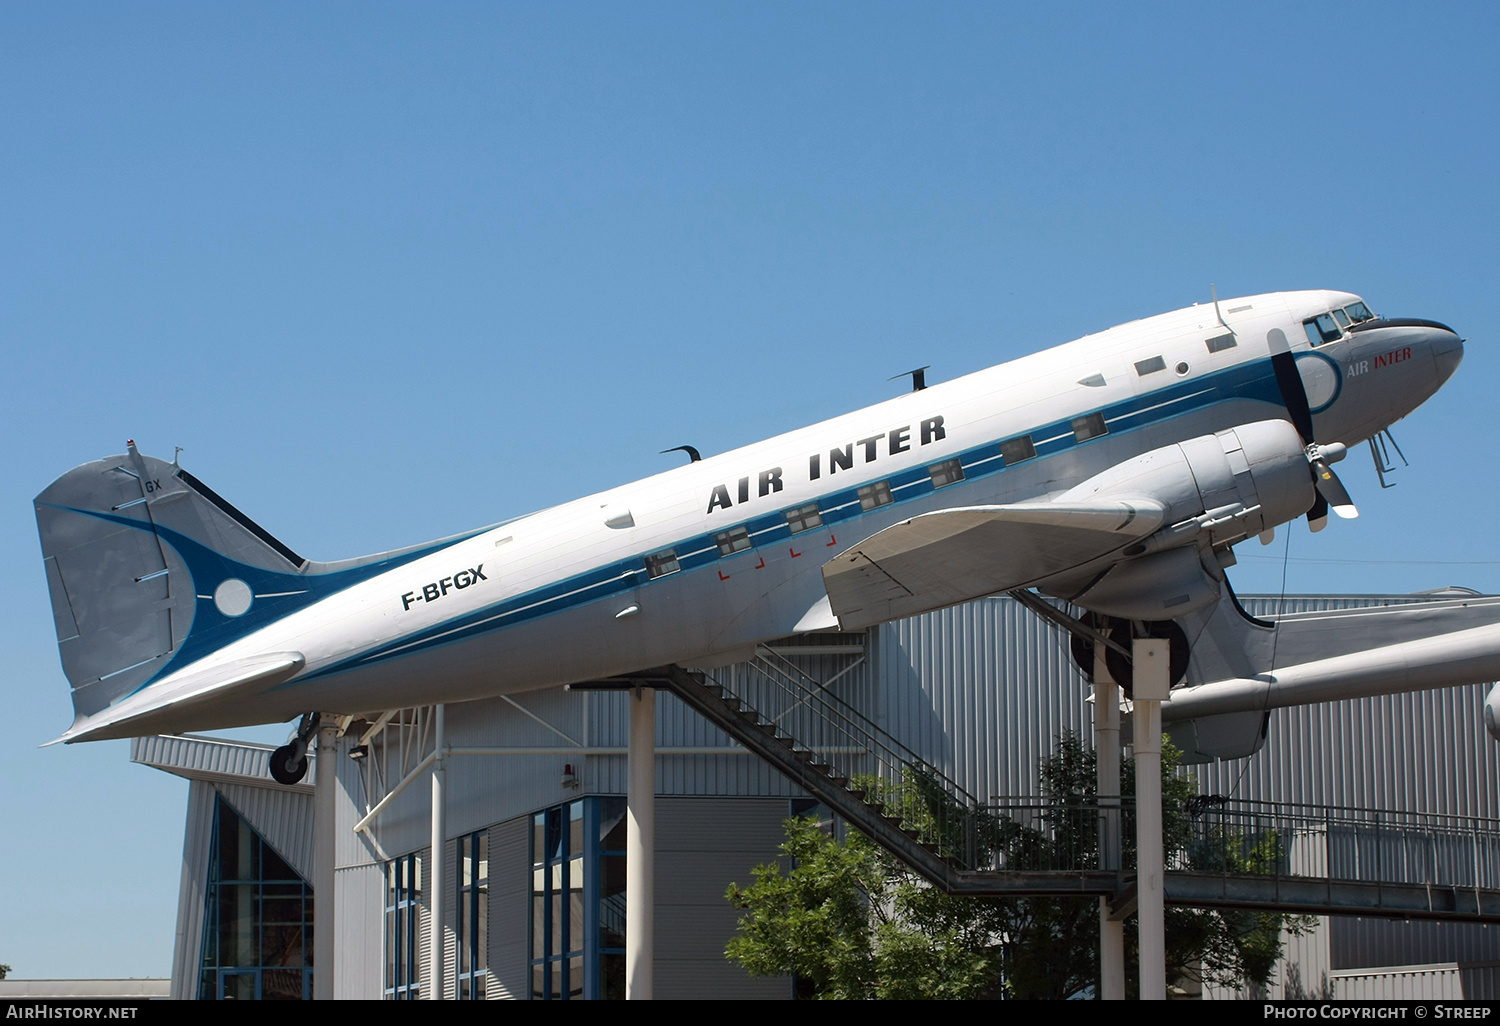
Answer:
xmin=1046 ymin=420 xmax=1312 ymax=620
xmin=1058 ymin=419 xmax=1312 ymax=543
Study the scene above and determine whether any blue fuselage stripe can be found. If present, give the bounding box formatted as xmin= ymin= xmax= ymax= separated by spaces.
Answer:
xmin=287 ymin=356 xmax=1285 ymax=685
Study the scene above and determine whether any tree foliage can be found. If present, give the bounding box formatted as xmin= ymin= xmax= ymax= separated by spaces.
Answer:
xmin=725 ymin=732 xmax=1311 ymax=999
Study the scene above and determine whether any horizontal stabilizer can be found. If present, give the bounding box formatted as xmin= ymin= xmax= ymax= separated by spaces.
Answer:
xmin=822 ymin=499 xmax=1165 ymax=630
xmin=53 ymin=651 xmax=305 ymax=745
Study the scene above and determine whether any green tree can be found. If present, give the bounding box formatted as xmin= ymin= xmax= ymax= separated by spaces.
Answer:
xmin=726 ymin=732 xmax=1309 ymax=999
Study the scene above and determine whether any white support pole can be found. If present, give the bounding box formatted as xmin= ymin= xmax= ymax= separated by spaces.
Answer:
xmin=626 ymin=687 xmax=655 ymax=1000
xmin=313 ymin=719 xmax=338 ymax=1000
xmin=1133 ymin=638 xmax=1169 ymax=1001
xmin=1093 ymin=644 xmax=1126 ymax=1001
xmin=429 ymin=704 xmax=446 ymax=1000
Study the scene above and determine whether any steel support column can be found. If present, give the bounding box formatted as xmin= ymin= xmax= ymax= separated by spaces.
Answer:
xmin=1133 ymin=638 xmax=1168 ymax=1001
xmin=429 ymin=704 xmax=446 ymax=999
xmin=1094 ymin=644 xmax=1125 ymax=1001
xmin=313 ymin=719 xmax=338 ymax=1000
xmin=627 ymin=687 xmax=655 ymax=1000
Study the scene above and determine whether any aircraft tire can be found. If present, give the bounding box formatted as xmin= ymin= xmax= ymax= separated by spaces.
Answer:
xmin=270 ymin=742 xmax=309 ymax=786
xmin=1069 ymin=612 xmax=1115 ymax=681
xmin=1104 ymin=620 xmax=1190 ymax=697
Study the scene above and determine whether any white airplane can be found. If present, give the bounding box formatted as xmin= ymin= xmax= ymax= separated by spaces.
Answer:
xmin=34 ymin=289 xmax=1469 ymax=779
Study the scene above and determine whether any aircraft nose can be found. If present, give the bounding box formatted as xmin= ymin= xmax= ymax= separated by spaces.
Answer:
xmin=1430 ymin=325 xmax=1464 ymax=383
xmin=1349 ymin=316 xmax=1464 ymax=383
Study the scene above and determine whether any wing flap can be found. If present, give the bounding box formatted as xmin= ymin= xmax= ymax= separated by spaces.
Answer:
xmin=822 ymin=499 xmax=1165 ymax=629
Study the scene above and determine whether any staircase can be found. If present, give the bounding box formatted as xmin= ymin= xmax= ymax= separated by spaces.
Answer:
xmin=606 ymin=650 xmax=999 ymax=888
xmin=596 ymin=657 xmax=1500 ymax=918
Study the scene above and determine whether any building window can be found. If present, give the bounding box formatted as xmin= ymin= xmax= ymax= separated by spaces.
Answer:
xmin=715 ymin=526 xmax=752 ymax=556
xmin=928 ymin=458 xmax=965 ymax=488
xmin=644 ymin=550 xmax=679 ymax=579
xmin=1072 ymin=413 xmax=1108 ymax=442
xmin=1001 ymin=435 xmax=1036 ymax=464
xmin=199 ymin=796 xmax=314 ymax=1000
xmin=530 ymin=797 xmax=627 ymax=1000
xmin=785 ymin=503 xmax=823 ymax=534
xmin=384 ymin=852 xmax=423 ymax=999
xmin=858 ymin=481 xmax=893 ymax=510
xmin=457 ymin=832 xmax=488 ymax=999
xmin=532 ymin=803 xmax=585 ymax=998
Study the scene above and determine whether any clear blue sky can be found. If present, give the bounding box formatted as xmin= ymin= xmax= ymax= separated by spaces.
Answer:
xmin=3 ymin=2 xmax=1497 ymax=978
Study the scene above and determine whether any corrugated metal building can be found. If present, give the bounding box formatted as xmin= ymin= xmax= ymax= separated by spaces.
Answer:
xmin=137 ymin=592 xmax=1500 ymax=1000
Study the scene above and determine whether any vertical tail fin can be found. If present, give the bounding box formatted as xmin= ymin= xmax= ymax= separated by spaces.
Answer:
xmin=35 ymin=443 xmax=308 ymax=724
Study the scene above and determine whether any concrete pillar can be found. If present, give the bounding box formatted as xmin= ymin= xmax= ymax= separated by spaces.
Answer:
xmin=1093 ymin=644 xmax=1125 ymax=1001
xmin=626 ymin=687 xmax=655 ymax=1000
xmin=1132 ymin=638 xmax=1169 ymax=1001
xmin=429 ymin=704 xmax=446 ymax=1000
xmin=313 ymin=719 xmax=338 ymax=1000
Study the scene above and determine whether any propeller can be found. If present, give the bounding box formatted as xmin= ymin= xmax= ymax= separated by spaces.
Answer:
xmin=1267 ymin=328 xmax=1359 ymax=532
xmin=1305 ymin=442 xmax=1358 ymax=532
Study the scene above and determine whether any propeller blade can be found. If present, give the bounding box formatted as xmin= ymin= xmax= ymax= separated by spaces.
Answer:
xmin=1311 ymin=457 xmax=1359 ymax=519
xmin=1308 ymin=491 xmax=1329 ymax=533
xmin=1268 ymin=329 xmax=1315 ymax=444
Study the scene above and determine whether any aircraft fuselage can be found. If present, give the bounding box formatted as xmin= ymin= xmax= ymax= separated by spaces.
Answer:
xmin=39 ymin=289 xmax=1463 ymax=740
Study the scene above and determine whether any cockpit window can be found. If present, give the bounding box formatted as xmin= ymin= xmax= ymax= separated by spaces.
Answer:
xmin=1303 ymin=314 xmax=1341 ymax=346
xmin=1331 ymin=308 xmax=1350 ymax=328
xmin=1344 ymin=301 xmax=1374 ymax=323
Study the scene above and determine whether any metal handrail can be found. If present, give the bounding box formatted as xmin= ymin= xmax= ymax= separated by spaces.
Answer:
xmin=973 ymin=796 xmax=1500 ymax=892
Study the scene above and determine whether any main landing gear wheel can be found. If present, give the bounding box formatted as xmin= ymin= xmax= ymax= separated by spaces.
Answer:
xmin=1103 ymin=620 xmax=1190 ymax=699
xmin=1069 ymin=612 xmax=1115 ymax=682
xmin=269 ymin=711 xmax=321 ymax=786
xmin=270 ymin=740 xmax=309 ymax=785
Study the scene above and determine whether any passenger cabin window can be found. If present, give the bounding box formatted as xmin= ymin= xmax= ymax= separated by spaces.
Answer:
xmin=1204 ymin=333 xmax=1236 ymax=353
xmin=785 ymin=504 xmax=823 ymax=534
xmin=644 ymin=550 xmax=680 ymax=579
xmin=1303 ymin=314 xmax=1341 ymax=346
xmin=1345 ymin=301 xmax=1375 ymax=323
xmin=928 ymin=459 xmax=965 ymax=488
xmin=715 ymin=526 xmax=751 ymax=556
xmin=1135 ymin=356 xmax=1166 ymax=376
xmin=1001 ymin=435 xmax=1037 ymax=464
xmin=858 ymin=482 xmax=894 ymax=510
xmin=1072 ymin=413 xmax=1108 ymax=442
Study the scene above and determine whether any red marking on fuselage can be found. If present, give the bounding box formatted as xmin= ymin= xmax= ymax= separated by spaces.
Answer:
xmin=789 ymin=547 xmax=801 ymax=558
xmin=826 ymin=533 xmax=838 ymax=546
xmin=718 ymin=570 xmax=730 ymax=581
xmin=754 ymin=556 xmax=765 ymax=569
xmin=1373 ymin=346 xmax=1413 ymax=369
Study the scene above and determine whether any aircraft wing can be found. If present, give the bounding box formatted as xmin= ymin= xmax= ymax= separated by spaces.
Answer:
xmin=50 ymin=651 xmax=305 ymax=745
xmin=821 ymin=499 xmax=1165 ymax=630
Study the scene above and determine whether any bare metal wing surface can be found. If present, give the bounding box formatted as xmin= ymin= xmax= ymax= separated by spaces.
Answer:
xmin=821 ymin=499 xmax=1166 ymax=630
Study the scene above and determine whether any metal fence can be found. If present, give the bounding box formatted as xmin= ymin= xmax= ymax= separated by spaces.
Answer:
xmin=975 ymin=797 xmax=1500 ymax=893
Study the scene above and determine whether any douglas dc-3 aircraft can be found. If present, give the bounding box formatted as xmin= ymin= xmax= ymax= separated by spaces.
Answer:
xmin=35 ymin=290 xmax=1478 ymax=777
